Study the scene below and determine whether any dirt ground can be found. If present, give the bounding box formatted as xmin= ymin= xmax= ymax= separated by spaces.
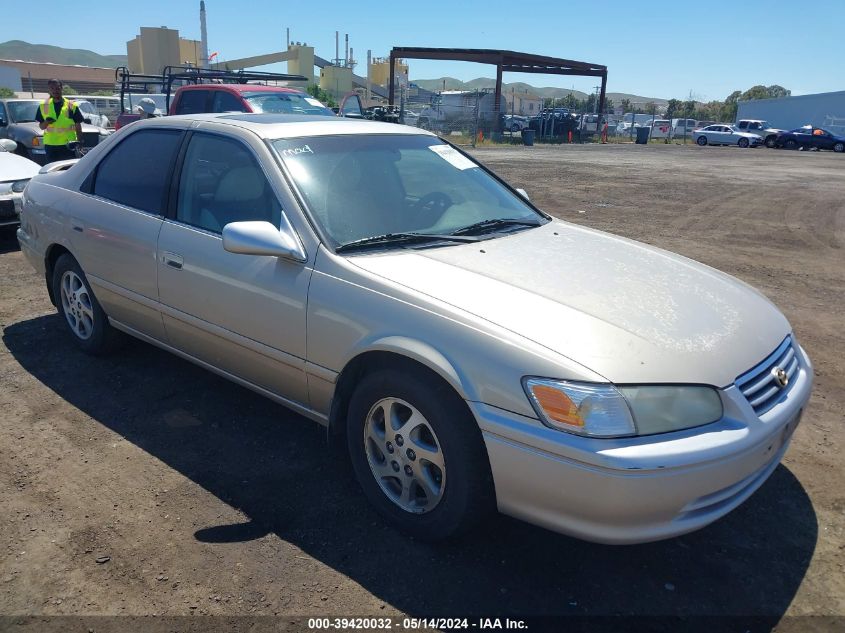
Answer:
xmin=1 ymin=143 xmax=843 ymax=631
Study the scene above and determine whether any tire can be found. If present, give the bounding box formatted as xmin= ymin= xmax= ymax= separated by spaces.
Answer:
xmin=738 ymin=137 xmax=749 ymax=148
xmin=52 ymin=254 xmax=124 ymax=355
xmin=785 ymin=139 xmax=798 ymax=150
xmin=346 ymin=367 xmax=494 ymax=541
xmin=696 ymin=136 xmax=707 ymax=146
xmin=765 ymin=135 xmax=777 ymax=148
xmin=834 ymin=142 xmax=844 ymax=153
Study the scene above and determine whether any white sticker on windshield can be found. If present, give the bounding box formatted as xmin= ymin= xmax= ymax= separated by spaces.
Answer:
xmin=305 ymin=97 xmax=325 ymax=107
xmin=428 ymin=144 xmax=477 ymax=170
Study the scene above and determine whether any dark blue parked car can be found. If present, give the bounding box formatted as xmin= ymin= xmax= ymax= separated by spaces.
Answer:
xmin=775 ymin=126 xmax=845 ymax=152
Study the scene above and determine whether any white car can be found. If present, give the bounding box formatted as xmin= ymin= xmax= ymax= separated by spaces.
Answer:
xmin=695 ymin=125 xmax=763 ymax=148
xmin=0 ymin=138 xmax=39 ymax=228
xmin=74 ymin=100 xmax=110 ymax=129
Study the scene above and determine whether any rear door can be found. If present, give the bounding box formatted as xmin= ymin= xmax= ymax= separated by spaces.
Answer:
xmin=70 ymin=127 xmax=184 ymax=340
xmin=156 ymin=129 xmax=312 ymax=405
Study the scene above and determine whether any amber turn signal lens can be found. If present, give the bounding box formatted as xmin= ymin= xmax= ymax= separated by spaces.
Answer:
xmin=530 ymin=385 xmax=585 ymax=427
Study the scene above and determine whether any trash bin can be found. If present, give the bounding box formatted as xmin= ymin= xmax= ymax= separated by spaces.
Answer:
xmin=635 ymin=127 xmax=650 ymax=144
xmin=521 ymin=129 xmax=535 ymax=146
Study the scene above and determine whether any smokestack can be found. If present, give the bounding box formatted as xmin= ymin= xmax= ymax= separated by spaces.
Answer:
xmin=335 ymin=31 xmax=339 ymax=66
xmin=366 ymin=49 xmax=371 ymax=103
xmin=200 ymin=1 xmax=209 ymax=68
xmin=345 ymin=34 xmax=349 ymax=67
xmin=349 ymin=47 xmax=353 ymax=70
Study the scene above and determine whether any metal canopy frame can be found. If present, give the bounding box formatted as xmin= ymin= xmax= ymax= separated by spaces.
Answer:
xmin=388 ymin=47 xmax=607 ymax=133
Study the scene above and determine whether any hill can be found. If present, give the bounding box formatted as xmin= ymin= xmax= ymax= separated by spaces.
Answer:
xmin=0 ymin=40 xmax=126 ymax=68
xmin=413 ymin=77 xmax=667 ymax=106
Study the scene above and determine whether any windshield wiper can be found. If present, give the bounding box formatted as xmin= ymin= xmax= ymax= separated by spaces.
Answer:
xmin=451 ymin=218 xmax=542 ymax=236
xmin=335 ymin=232 xmax=479 ymax=254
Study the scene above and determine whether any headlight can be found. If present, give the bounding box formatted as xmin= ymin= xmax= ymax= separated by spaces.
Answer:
xmin=524 ymin=378 xmax=723 ymax=438
xmin=31 ymin=137 xmax=42 ymax=147
xmin=12 ymin=179 xmax=30 ymax=193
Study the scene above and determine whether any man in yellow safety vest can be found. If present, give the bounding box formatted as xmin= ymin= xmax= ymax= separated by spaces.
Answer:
xmin=35 ymin=79 xmax=85 ymax=163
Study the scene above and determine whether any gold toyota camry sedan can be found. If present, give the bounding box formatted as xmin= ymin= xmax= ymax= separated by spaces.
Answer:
xmin=17 ymin=114 xmax=813 ymax=543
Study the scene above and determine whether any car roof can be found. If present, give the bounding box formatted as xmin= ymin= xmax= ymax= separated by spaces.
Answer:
xmin=176 ymin=84 xmax=303 ymax=94
xmin=143 ymin=113 xmax=438 ymax=139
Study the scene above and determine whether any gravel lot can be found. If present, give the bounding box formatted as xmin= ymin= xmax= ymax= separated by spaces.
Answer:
xmin=1 ymin=143 xmax=843 ymax=630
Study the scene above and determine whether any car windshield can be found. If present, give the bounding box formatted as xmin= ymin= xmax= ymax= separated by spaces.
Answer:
xmin=243 ymin=92 xmax=334 ymax=116
xmin=272 ymin=134 xmax=545 ymax=248
xmin=7 ymin=101 xmax=40 ymax=122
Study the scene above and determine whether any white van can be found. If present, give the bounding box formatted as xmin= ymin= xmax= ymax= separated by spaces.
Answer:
xmin=649 ymin=119 xmax=672 ymax=139
xmin=671 ymin=118 xmax=698 ymax=138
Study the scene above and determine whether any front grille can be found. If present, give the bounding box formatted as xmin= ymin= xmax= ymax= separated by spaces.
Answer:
xmin=0 ymin=199 xmax=16 ymax=220
xmin=735 ymin=336 xmax=799 ymax=416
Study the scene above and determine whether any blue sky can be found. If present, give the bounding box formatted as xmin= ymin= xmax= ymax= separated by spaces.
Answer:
xmin=5 ymin=0 xmax=843 ymax=100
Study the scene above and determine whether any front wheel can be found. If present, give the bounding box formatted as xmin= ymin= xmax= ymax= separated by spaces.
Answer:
xmin=696 ymin=136 xmax=707 ymax=146
xmin=346 ymin=368 xmax=494 ymax=540
xmin=52 ymin=254 xmax=124 ymax=355
xmin=738 ymin=137 xmax=749 ymax=148
xmin=765 ymin=135 xmax=777 ymax=148
xmin=834 ymin=142 xmax=844 ymax=153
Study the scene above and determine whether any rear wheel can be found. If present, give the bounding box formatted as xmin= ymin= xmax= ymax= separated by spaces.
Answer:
xmin=738 ymin=137 xmax=749 ymax=148
xmin=696 ymin=136 xmax=707 ymax=146
xmin=346 ymin=367 xmax=494 ymax=541
xmin=785 ymin=139 xmax=798 ymax=150
xmin=52 ymin=254 xmax=124 ymax=355
xmin=834 ymin=142 xmax=844 ymax=153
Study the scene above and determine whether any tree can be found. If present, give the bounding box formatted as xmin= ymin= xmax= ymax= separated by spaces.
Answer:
xmin=766 ymin=85 xmax=790 ymax=98
xmin=307 ymin=84 xmax=336 ymax=108
xmin=0 ymin=87 xmax=15 ymax=98
xmin=665 ymin=98 xmax=683 ymax=119
xmin=644 ymin=101 xmax=657 ymax=115
xmin=603 ymin=98 xmax=614 ymax=113
xmin=620 ymin=98 xmax=632 ymax=113
xmin=62 ymin=84 xmax=78 ymax=95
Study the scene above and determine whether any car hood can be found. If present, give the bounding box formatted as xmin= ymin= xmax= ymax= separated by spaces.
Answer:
xmin=0 ymin=151 xmax=40 ymax=181
xmin=348 ymin=221 xmax=790 ymax=387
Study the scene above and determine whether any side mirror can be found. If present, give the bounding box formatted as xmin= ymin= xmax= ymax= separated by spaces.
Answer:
xmin=516 ymin=188 xmax=530 ymax=201
xmin=222 ymin=221 xmax=306 ymax=261
xmin=0 ymin=117 xmax=7 ymax=127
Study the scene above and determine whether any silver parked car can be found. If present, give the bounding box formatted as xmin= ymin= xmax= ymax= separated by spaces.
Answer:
xmin=695 ymin=124 xmax=763 ymax=148
xmin=17 ymin=114 xmax=813 ymax=544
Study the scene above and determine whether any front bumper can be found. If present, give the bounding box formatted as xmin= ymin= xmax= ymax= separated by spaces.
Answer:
xmin=472 ymin=344 xmax=813 ymax=544
xmin=0 ymin=192 xmax=23 ymax=227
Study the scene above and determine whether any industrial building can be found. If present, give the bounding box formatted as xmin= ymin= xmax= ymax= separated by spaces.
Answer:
xmin=126 ymin=26 xmax=203 ymax=74
xmin=0 ymin=59 xmax=114 ymax=95
xmin=737 ymin=90 xmax=845 ymax=135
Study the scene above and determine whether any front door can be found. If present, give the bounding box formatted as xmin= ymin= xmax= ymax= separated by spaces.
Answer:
xmin=156 ymin=131 xmax=312 ymax=406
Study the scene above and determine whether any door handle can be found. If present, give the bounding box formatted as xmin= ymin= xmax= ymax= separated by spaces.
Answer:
xmin=162 ymin=252 xmax=183 ymax=270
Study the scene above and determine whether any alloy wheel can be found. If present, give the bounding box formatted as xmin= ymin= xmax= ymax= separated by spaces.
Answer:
xmin=60 ymin=270 xmax=95 ymax=340
xmin=363 ymin=397 xmax=446 ymax=514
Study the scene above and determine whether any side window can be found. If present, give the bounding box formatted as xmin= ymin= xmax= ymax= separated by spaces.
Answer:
xmin=93 ymin=129 xmax=182 ymax=214
xmin=738 ymin=121 xmax=748 ymax=129
xmin=211 ymin=91 xmax=248 ymax=113
xmin=175 ymin=90 xmax=209 ymax=114
xmin=0 ymin=102 xmax=7 ymax=122
xmin=176 ymin=133 xmax=281 ymax=234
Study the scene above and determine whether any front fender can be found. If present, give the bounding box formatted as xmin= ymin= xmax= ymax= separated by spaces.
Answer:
xmin=347 ymin=335 xmax=474 ymax=401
